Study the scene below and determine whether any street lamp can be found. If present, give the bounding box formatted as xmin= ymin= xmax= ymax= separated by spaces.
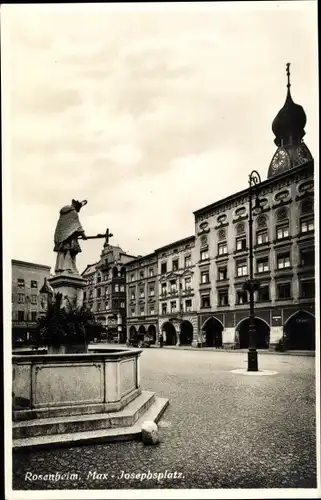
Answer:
xmin=39 ymin=278 xmax=54 ymax=313
xmin=244 ymin=170 xmax=262 ymax=372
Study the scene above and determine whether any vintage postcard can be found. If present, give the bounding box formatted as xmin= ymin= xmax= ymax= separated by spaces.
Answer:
xmin=2 ymin=1 xmax=319 ymax=499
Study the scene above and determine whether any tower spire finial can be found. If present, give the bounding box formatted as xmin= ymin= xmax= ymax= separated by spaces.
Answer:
xmin=286 ymin=62 xmax=291 ymax=89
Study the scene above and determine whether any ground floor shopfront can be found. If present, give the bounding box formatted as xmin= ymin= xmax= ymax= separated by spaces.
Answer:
xmin=126 ymin=304 xmax=315 ymax=350
xmin=198 ymin=304 xmax=315 ymax=350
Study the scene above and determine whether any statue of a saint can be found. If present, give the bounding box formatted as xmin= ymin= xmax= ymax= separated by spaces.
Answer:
xmin=54 ymin=199 xmax=87 ymax=275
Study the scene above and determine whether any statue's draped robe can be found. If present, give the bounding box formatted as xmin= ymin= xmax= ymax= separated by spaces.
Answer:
xmin=54 ymin=205 xmax=84 ymax=274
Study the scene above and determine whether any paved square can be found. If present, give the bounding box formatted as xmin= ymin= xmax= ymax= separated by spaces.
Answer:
xmin=12 ymin=349 xmax=316 ymax=490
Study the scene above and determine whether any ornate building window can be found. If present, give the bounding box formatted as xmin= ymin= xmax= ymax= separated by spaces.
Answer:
xmin=184 ymin=277 xmax=192 ymax=290
xmin=149 ymin=285 xmax=155 ymax=296
xmin=149 ymin=267 xmax=154 ymax=277
xmin=139 ymin=287 xmax=145 ymax=298
xmin=218 ymin=242 xmax=228 ymax=256
xmin=17 ymin=310 xmax=24 ymax=321
xmin=218 ymin=290 xmax=228 ymax=307
xmin=300 ymin=279 xmax=315 ymax=298
xmin=201 ymin=271 xmax=210 ymax=284
xmin=31 ymin=280 xmax=38 ymax=289
xmin=218 ymin=229 xmax=226 ymax=241
xmin=162 ymin=303 xmax=167 ymax=315
xmin=161 ymin=283 xmax=167 ymax=296
xmin=17 ymin=279 xmax=25 ymax=289
xmin=236 ymin=260 xmax=248 ymax=277
xmin=170 ymin=301 xmax=177 ymax=313
xmin=130 ymin=288 xmax=136 ymax=300
xmin=200 ymin=294 xmax=211 ymax=309
xmin=276 ymin=225 xmax=289 ymax=240
xmin=172 ymin=259 xmax=179 ymax=271
xmin=161 ymin=262 xmax=167 ymax=274
xmin=236 ymin=290 xmax=248 ymax=304
xmin=185 ymin=299 xmax=192 ymax=312
xmin=140 ymin=307 xmax=145 ymax=316
xmin=256 ymin=257 xmax=269 ymax=273
xmin=236 ymin=236 xmax=247 ymax=251
xmin=300 ymin=219 xmax=314 ymax=233
xmin=200 ymin=248 xmax=209 ymax=261
xmin=276 ymin=208 xmax=289 ymax=240
xmin=277 ymin=253 xmax=291 ymax=269
xmin=299 ymin=198 xmax=314 ymax=234
xmin=257 ymin=285 xmax=270 ymax=302
xmin=184 ymin=255 xmax=192 ymax=267
xmin=277 ymin=282 xmax=291 ymax=299
xmin=218 ymin=266 xmax=228 ymax=281
xmin=256 ymin=230 xmax=269 ymax=245
xmin=17 ymin=293 xmax=24 ymax=304
xmin=299 ymin=248 xmax=314 ymax=267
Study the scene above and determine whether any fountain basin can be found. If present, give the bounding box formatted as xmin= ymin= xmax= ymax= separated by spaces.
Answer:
xmin=12 ymin=349 xmax=142 ymax=421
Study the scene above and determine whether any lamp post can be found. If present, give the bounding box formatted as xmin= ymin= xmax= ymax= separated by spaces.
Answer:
xmin=39 ymin=278 xmax=54 ymax=313
xmin=245 ymin=170 xmax=262 ymax=372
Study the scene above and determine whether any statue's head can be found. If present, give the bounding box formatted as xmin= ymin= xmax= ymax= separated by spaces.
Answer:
xmin=72 ymin=199 xmax=87 ymax=212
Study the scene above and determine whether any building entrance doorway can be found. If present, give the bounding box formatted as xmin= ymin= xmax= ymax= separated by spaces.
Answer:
xmin=237 ymin=317 xmax=270 ymax=349
xmin=284 ymin=310 xmax=315 ymax=350
xmin=202 ymin=317 xmax=223 ymax=347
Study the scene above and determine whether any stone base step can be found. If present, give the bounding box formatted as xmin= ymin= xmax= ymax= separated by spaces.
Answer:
xmin=13 ymin=396 xmax=169 ymax=450
xmin=13 ymin=391 xmax=156 ymax=439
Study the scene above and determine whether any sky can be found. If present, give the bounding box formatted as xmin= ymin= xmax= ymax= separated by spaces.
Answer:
xmin=2 ymin=1 xmax=318 ymax=274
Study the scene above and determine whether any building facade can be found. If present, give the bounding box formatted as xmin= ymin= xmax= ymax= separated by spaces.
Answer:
xmin=82 ymin=243 xmax=136 ymax=342
xmin=124 ymin=69 xmax=315 ymax=350
xmin=126 ymin=252 xmax=159 ymax=344
xmin=12 ymin=259 xmax=51 ymax=345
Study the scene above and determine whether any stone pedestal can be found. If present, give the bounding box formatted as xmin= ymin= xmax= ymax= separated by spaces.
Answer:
xmin=49 ymin=272 xmax=87 ymax=308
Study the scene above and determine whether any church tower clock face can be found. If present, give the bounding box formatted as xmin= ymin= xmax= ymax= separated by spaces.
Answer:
xmin=271 ymin=148 xmax=289 ymax=174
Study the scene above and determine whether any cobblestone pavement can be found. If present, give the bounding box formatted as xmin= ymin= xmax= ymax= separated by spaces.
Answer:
xmin=12 ymin=350 xmax=317 ymax=490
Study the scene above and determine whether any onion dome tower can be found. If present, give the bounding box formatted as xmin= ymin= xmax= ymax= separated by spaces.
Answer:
xmin=268 ymin=63 xmax=313 ymax=178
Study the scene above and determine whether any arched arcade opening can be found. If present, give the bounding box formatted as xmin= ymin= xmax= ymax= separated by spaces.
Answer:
xmin=128 ymin=325 xmax=137 ymax=341
xmin=284 ymin=310 xmax=315 ymax=350
xmin=236 ymin=317 xmax=270 ymax=349
xmin=162 ymin=322 xmax=177 ymax=346
xmin=147 ymin=325 xmax=157 ymax=344
xmin=202 ymin=317 xmax=223 ymax=347
xmin=137 ymin=325 xmax=146 ymax=341
xmin=180 ymin=320 xmax=193 ymax=345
